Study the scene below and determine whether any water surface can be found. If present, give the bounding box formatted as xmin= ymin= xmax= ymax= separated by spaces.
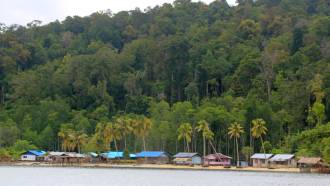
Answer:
xmin=0 ymin=166 xmax=329 ymax=186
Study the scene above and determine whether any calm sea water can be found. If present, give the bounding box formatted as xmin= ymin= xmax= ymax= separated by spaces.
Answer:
xmin=0 ymin=166 xmax=329 ymax=186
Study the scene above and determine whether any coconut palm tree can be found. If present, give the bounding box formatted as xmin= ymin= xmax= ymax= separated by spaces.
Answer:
xmin=116 ymin=117 xmax=133 ymax=150
xmin=113 ymin=122 xmax=123 ymax=152
xmin=251 ymin=118 xmax=268 ymax=161
xmin=196 ymin=120 xmax=214 ymax=157
xmin=68 ymin=131 xmax=77 ymax=152
xmin=104 ymin=122 xmax=116 ymax=151
xmin=75 ymin=131 xmax=88 ymax=153
xmin=58 ymin=128 xmax=72 ymax=152
xmin=228 ymin=122 xmax=244 ymax=167
xmin=132 ymin=117 xmax=152 ymax=151
xmin=177 ymin=123 xmax=193 ymax=152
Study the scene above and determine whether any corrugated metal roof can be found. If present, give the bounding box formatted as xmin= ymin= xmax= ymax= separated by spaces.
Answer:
xmin=204 ymin=153 xmax=232 ymax=159
xmin=48 ymin=152 xmax=66 ymax=156
xmin=251 ymin=153 xmax=273 ymax=159
xmin=270 ymin=154 xmax=295 ymax=161
xmin=103 ymin=151 xmax=136 ymax=159
xmin=135 ymin=151 xmax=169 ymax=158
xmin=107 ymin=151 xmax=124 ymax=159
xmin=89 ymin=152 xmax=98 ymax=157
xmin=174 ymin=152 xmax=200 ymax=158
xmin=22 ymin=150 xmax=46 ymax=156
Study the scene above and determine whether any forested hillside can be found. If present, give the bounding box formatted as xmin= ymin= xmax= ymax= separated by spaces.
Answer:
xmin=1 ymin=0 xmax=330 ymax=162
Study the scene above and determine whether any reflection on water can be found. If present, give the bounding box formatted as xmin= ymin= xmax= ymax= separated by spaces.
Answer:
xmin=0 ymin=166 xmax=329 ymax=186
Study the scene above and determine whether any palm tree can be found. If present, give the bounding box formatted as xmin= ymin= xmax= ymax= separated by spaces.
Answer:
xmin=113 ymin=122 xmax=123 ymax=152
xmin=95 ymin=122 xmax=106 ymax=150
xmin=58 ymin=128 xmax=72 ymax=152
xmin=116 ymin=117 xmax=133 ymax=150
xmin=75 ymin=131 xmax=88 ymax=153
xmin=58 ymin=130 xmax=67 ymax=152
xmin=228 ymin=122 xmax=244 ymax=167
xmin=251 ymin=118 xmax=268 ymax=163
xmin=132 ymin=117 xmax=152 ymax=151
xmin=177 ymin=123 xmax=193 ymax=152
xmin=68 ymin=131 xmax=77 ymax=152
xmin=104 ymin=122 xmax=116 ymax=151
xmin=196 ymin=120 xmax=214 ymax=157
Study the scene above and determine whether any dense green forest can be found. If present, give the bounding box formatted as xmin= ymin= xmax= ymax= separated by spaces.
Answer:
xmin=0 ymin=0 xmax=330 ymax=162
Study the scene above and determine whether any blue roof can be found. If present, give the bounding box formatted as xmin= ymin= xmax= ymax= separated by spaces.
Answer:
xmin=22 ymin=150 xmax=46 ymax=156
xmin=104 ymin=151 xmax=136 ymax=159
xmin=135 ymin=151 xmax=169 ymax=158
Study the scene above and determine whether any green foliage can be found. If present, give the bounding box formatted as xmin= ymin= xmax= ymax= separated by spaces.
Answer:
xmin=7 ymin=140 xmax=37 ymax=160
xmin=241 ymin=146 xmax=253 ymax=161
xmin=290 ymin=123 xmax=330 ymax=161
xmin=123 ymin=149 xmax=130 ymax=159
xmin=0 ymin=0 xmax=330 ymax=159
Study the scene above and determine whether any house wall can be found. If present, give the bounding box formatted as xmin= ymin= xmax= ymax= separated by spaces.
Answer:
xmin=192 ymin=156 xmax=202 ymax=165
xmin=252 ymin=159 xmax=268 ymax=168
xmin=21 ymin=154 xmax=36 ymax=161
xmin=205 ymin=158 xmax=231 ymax=166
xmin=270 ymin=159 xmax=297 ymax=168
xmin=174 ymin=159 xmax=192 ymax=165
xmin=137 ymin=157 xmax=170 ymax=164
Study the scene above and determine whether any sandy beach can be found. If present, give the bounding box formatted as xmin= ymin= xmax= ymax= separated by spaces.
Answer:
xmin=0 ymin=162 xmax=301 ymax=173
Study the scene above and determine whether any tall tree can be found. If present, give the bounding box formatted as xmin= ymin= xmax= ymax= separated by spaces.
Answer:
xmin=177 ymin=123 xmax=193 ymax=152
xmin=228 ymin=122 xmax=244 ymax=167
xmin=251 ymin=119 xmax=268 ymax=162
xmin=132 ymin=117 xmax=153 ymax=151
xmin=196 ymin=120 xmax=214 ymax=158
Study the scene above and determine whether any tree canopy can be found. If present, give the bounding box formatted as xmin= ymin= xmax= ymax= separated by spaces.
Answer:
xmin=0 ymin=0 xmax=330 ymax=162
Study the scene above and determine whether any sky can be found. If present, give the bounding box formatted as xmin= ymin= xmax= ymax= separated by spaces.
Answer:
xmin=0 ymin=0 xmax=236 ymax=26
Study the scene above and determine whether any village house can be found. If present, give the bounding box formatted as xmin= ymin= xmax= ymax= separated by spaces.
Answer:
xmin=251 ymin=153 xmax=273 ymax=168
xmin=135 ymin=151 xmax=170 ymax=164
xmin=58 ymin=152 xmax=88 ymax=164
xmin=173 ymin=153 xmax=202 ymax=165
xmin=103 ymin=151 xmax=136 ymax=159
xmin=45 ymin=152 xmax=87 ymax=164
xmin=45 ymin=152 xmax=66 ymax=163
xmin=20 ymin=150 xmax=46 ymax=161
xmin=88 ymin=152 xmax=100 ymax=163
xmin=269 ymin=154 xmax=296 ymax=168
xmin=298 ymin=157 xmax=324 ymax=173
xmin=203 ymin=153 xmax=232 ymax=166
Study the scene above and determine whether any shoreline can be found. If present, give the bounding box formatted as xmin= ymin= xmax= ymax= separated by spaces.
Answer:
xmin=0 ymin=162 xmax=303 ymax=174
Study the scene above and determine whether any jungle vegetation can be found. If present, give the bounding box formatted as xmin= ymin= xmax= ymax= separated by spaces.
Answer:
xmin=0 ymin=0 xmax=330 ymax=162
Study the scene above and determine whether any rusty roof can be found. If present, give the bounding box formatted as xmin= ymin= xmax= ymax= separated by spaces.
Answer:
xmin=298 ymin=157 xmax=323 ymax=165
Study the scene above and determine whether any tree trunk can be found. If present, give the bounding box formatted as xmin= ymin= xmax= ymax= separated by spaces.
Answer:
xmin=124 ymin=134 xmax=127 ymax=150
xmin=183 ymin=138 xmax=186 ymax=152
xmin=236 ymin=137 xmax=239 ymax=167
xmin=186 ymin=139 xmax=190 ymax=152
xmin=249 ymin=123 xmax=252 ymax=165
xmin=1 ymin=85 xmax=4 ymax=105
xmin=57 ymin=136 xmax=60 ymax=151
xmin=260 ymin=136 xmax=267 ymax=166
xmin=171 ymin=72 xmax=175 ymax=105
xmin=175 ymin=140 xmax=178 ymax=153
xmin=266 ymin=79 xmax=272 ymax=101
xmin=206 ymin=83 xmax=209 ymax=97
xmin=143 ymin=136 xmax=146 ymax=151
xmin=114 ymin=140 xmax=118 ymax=152
xmin=203 ymin=136 xmax=206 ymax=157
